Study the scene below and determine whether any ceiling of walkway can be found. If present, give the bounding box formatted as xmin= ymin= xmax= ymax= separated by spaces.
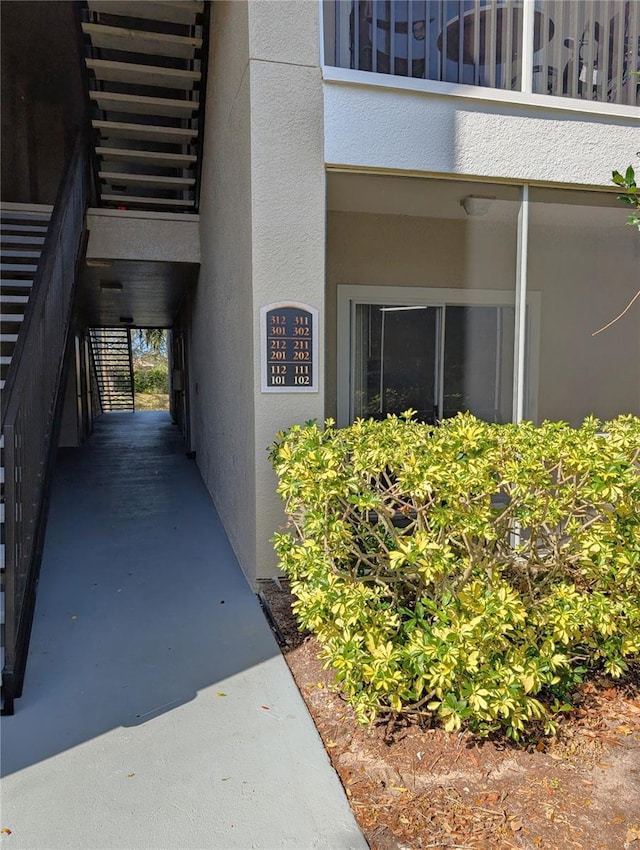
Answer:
xmin=79 ymin=259 xmax=198 ymax=327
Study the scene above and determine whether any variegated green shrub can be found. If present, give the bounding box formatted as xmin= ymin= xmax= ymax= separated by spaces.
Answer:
xmin=270 ymin=413 xmax=640 ymax=739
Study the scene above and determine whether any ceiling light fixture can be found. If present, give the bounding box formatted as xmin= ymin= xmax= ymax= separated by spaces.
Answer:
xmin=86 ymin=258 xmax=114 ymax=268
xmin=119 ymin=316 xmax=134 ymax=324
xmin=100 ymin=281 xmax=123 ymax=291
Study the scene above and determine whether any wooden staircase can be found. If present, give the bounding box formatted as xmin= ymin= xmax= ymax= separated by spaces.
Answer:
xmin=89 ymin=327 xmax=135 ymax=411
xmin=79 ymin=0 xmax=207 ymax=212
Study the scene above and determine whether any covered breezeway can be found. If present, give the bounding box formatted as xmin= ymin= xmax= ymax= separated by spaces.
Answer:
xmin=1 ymin=410 xmax=366 ymax=850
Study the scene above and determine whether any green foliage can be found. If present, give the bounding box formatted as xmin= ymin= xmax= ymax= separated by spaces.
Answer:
xmin=132 ymin=328 xmax=167 ymax=354
xmin=133 ymin=366 xmax=168 ymax=394
xmin=612 ymin=165 xmax=640 ymax=230
xmin=270 ymin=413 xmax=640 ymax=739
xmin=132 ymin=329 xmax=168 ymax=395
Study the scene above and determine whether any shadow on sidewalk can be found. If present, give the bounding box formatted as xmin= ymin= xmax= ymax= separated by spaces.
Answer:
xmin=2 ymin=411 xmax=278 ymax=776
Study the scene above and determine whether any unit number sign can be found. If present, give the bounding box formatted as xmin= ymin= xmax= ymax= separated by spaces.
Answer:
xmin=260 ymin=302 xmax=318 ymax=393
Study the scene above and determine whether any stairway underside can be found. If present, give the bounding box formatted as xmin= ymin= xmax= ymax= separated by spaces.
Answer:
xmin=80 ymin=0 xmax=207 ymax=212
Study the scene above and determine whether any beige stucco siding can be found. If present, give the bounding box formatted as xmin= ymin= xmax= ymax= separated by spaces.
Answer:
xmin=191 ymin=0 xmax=257 ymax=578
xmin=248 ymin=1 xmax=326 ymax=581
xmin=86 ymin=211 xmax=200 ymax=264
xmin=324 ymin=82 xmax=639 ymax=187
xmin=529 ymin=221 xmax=640 ymax=424
xmin=191 ymin=0 xmax=325 ymax=584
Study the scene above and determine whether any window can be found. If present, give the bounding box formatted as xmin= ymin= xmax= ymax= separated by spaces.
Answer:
xmin=338 ymin=286 xmax=538 ymax=426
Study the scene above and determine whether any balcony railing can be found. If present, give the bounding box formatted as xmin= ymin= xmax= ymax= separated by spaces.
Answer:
xmin=327 ymin=1 xmax=640 ymax=106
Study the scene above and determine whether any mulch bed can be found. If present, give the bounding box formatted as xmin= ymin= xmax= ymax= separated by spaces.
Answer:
xmin=259 ymin=579 xmax=640 ymax=850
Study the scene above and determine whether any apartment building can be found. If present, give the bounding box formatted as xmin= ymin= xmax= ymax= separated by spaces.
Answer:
xmin=1 ymin=0 xmax=639 ymax=712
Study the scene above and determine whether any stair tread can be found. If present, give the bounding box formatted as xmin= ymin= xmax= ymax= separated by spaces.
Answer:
xmin=0 ymin=279 xmax=34 ymax=287
xmin=1 ymin=235 xmax=46 ymax=245
xmin=100 ymin=170 xmax=195 ymax=188
xmin=100 ymin=193 xmax=195 ymax=207
xmin=86 ymin=58 xmax=200 ymax=89
xmin=90 ymin=90 xmax=199 ymax=118
xmin=0 ymin=250 xmax=42 ymax=258
xmin=87 ymin=0 xmax=204 ymax=26
xmin=93 ymin=119 xmax=197 ymax=143
xmin=0 ymin=295 xmax=29 ymax=303
xmin=0 ymin=203 xmax=53 ymax=219
xmin=1 ymin=264 xmax=37 ymax=272
xmin=96 ymin=146 xmax=197 ymax=168
xmin=0 ymin=224 xmax=48 ymax=234
xmin=82 ymin=22 xmax=202 ymax=59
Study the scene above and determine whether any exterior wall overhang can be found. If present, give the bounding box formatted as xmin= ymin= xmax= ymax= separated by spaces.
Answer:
xmin=322 ymin=70 xmax=640 ymax=186
xmin=86 ymin=208 xmax=201 ymax=264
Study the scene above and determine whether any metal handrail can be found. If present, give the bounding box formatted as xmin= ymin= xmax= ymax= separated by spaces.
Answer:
xmin=1 ymin=128 xmax=90 ymax=714
xmin=330 ymin=1 xmax=639 ymax=106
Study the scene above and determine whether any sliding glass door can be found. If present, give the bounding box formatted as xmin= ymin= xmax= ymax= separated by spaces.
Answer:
xmin=344 ymin=289 xmax=520 ymax=425
xmin=353 ymin=304 xmax=440 ymax=421
xmin=442 ymin=304 xmax=514 ymax=421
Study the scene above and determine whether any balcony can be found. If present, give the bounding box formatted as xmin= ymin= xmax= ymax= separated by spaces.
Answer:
xmin=325 ymin=1 xmax=640 ymax=107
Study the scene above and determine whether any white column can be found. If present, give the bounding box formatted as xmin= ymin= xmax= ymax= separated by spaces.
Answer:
xmin=513 ymin=184 xmax=529 ymax=422
xmin=520 ymin=0 xmax=535 ymax=94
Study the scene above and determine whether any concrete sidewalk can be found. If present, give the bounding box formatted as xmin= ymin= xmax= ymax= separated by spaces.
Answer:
xmin=1 ymin=411 xmax=367 ymax=850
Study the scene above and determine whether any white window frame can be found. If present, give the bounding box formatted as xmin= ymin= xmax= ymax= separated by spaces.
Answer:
xmin=337 ymin=284 xmax=540 ymax=427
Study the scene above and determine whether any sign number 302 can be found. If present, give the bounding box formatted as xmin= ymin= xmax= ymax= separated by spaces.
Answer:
xmin=260 ymin=302 xmax=318 ymax=393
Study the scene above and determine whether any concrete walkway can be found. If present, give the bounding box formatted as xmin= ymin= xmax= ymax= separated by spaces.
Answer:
xmin=1 ymin=411 xmax=367 ymax=850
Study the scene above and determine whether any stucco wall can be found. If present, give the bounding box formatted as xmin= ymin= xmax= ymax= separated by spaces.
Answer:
xmin=248 ymin=1 xmax=326 ymax=581
xmin=86 ymin=211 xmax=200 ymax=264
xmin=190 ymin=0 xmax=257 ymax=578
xmin=529 ymin=217 xmax=640 ymax=424
xmin=191 ymin=0 xmax=325 ymax=584
xmin=327 ymin=206 xmax=639 ymax=427
xmin=324 ymin=82 xmax=639 ymax=186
